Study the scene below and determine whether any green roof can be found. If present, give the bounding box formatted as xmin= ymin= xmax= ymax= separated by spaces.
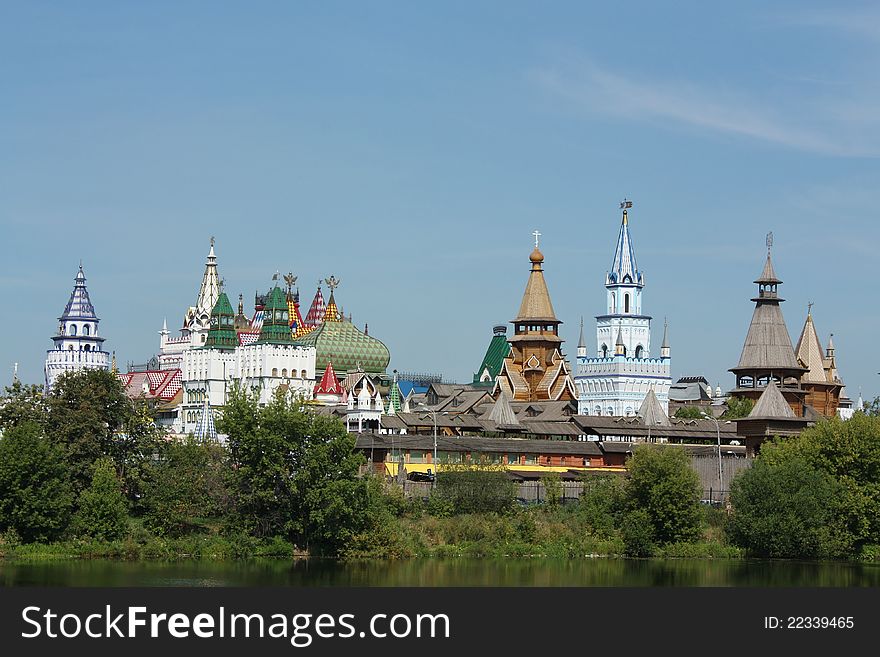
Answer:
xmin=258 ymin=286 xmax=295 ymax=344
xmin=294 ymin=318 xmax=390 ymax=373
xmin=473 ymin=333 xmax=510 ymax=386
xmin=205 ymin=291 xmax=238 ymax=349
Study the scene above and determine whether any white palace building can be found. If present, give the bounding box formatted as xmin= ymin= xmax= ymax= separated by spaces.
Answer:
xmin=574 ymin=202 xmax=672 ymax=416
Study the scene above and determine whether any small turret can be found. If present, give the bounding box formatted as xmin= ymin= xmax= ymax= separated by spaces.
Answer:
xmin=660 ymin=318 xmax=670 ymax=359
xmin=615 ymin=326 xmax=626 ymax=356
xmin=577 ymin=316 xmax=587 ymax=358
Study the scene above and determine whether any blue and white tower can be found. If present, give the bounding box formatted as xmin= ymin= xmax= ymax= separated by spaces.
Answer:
xmin=44 ymin=265 xmax=111 ymax=390
xmin=574 ymin=202 xmax=672 ymax=416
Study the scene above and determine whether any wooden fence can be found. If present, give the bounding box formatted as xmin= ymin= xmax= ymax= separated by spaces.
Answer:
xmin=391 ymin=455 xmax=753 ymax=503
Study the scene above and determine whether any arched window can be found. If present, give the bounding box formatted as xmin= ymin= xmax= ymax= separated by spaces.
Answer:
xmin=635 ymin=345 xmax=643 ymax=359
xmin=282 ymin=369 xmax=287 ymax=377
xmin=83 ymin=324 xmax=90 ymax=336
xmin=291 ymin=370 xmax=298 ymax=378
xmin=84 ymin=344 xmax=91 ymax=352
xmin=611 ymin=292 xmax=616 ymax=312
xmin=70 ymin=324 xmax=77 ymax=336
xmin=624 ymin=294 xmax=630 ymax=313
xmin=272 ymin=367 xmax=278 ymax=377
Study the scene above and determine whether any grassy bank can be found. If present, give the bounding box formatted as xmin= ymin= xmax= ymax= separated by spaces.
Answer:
xmin=344 ymin=502 xmax=744 ymax=560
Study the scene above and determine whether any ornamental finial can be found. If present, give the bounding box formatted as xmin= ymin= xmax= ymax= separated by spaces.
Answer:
xmin=284 ymin=272 xmax=297 ymax=292
xmin=325 ymin=275 xmax=340 ymax=291
xmin=532 ymin=230 xmax=541 ymax=249
xmin=620 ymin=198 xmax=632 ymax=224
xmin=766 ymin=231 xmax=773 ymax=253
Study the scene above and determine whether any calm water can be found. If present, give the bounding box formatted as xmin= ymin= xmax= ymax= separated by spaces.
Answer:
xmin=2 ymin=558 xmax=880 ymax=587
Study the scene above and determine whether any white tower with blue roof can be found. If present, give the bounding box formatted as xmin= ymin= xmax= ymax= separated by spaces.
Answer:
xmin=574 ymin=202 xmax=672 ymax=417
xmin=44 ymin=264 xmax=111 ymax=390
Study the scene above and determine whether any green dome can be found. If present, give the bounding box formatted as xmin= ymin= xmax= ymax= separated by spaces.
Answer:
xmin=294 ymin=318 xmax=390 ymax=373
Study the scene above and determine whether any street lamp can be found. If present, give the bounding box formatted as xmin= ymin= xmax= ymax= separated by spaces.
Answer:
xmin=701 ymin=411 xmax=723 ymax=504
xmin=417 ymin=403 xmax=445 ymax=486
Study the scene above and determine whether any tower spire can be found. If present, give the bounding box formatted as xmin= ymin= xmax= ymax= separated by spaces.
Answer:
xmin=608 ymin=199 xmax=641 ymax=287
xmin=577 ymin=316 xmax=587 ymax=358
xmin=190 ymin=238 xmax=221 ymax=329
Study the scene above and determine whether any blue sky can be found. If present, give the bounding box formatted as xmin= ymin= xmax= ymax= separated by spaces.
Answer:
xmin=2 ymin=1 xmax=878 ymax=400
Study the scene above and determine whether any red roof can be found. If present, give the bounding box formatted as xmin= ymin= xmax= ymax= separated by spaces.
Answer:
xmin=118 ymin=369 xmax=182 ymax=402
xmin=304 ymin=286 xmax=326 ymax=328
xmin=313 ymin=360 xmax=342 ymax=396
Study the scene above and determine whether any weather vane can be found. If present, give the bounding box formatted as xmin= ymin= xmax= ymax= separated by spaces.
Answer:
xmin=210 ymin=236 xmax=215 ymax=247
xmin=766 ymin=231 xmax=773 ymax=253
xmin=325 ymin=275 xmax=340 ymax=291
xmin=219 ymin=277 xmax=225 ymax=291
xmin=272 ymin=271 xmax=280 ymax=282
xmin=620 ymin=198 xmax=633 ymax=210
xmin=532 ymin=230 xmax=541 ymax=249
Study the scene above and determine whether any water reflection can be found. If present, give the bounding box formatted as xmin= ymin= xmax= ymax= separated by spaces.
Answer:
xmin=1 ymin=558 xmax=879 ymax=587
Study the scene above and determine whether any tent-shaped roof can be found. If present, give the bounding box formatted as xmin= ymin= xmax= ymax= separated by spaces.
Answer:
xmin=749 ymin=380 xmax=796 ymax=418
xmin=637 ymin=388 xmax=671 ymax=426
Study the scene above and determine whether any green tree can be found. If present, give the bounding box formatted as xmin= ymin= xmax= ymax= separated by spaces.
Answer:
xmin=623 ymin=445 xmax=702 ymax=545
xmin=863 ymin=396 xmax=880 ymax=417
xmin=727 ymin=456 xmax=852 ymax=558
xmin=218 ymin=384 xmax=369 ymax=556
xmin=542 ymin=472 xmax=563 ymax=506
xmin=142 ymin=438 xmax=229 ymax=537
xmin=0 ymin=422 xmax=74 ymax=543
xmin=721 ymin=396 xmax=754 ymax=419
xmin=759 ymin=414 xmax=880 ymax=550
xmin=674 ymin=405 xmax=704 ymax=419
xmin=45 ymin=369 xmax=163 ymax=498
xmin=71 ymin=458 xmax=129 ymax=541
xmin=0 ymin=381 xmax=47 ymax=432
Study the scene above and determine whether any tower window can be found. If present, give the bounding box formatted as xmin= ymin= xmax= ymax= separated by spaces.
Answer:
xmin=83 ymin=324 xmax=90 ymax=336
xmin=635 ymin=345 xmax=643 ymax=359
xmin=601 ymin=344 xmax=608 ymax=358
xmin=70 ymin=324 xmax=77 ymax=336
xmin=624 ymin=294 xmax=630 ymax=313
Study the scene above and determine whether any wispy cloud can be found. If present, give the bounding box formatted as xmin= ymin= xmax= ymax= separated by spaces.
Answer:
xmin=783 ymin=7 xmax=880 ymax=41
xmin=529 ymin=54 xmax=880 ymax=157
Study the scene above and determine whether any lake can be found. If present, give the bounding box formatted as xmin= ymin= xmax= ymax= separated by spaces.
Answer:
xmin=2 ymin=558 xmax=880 ymax=586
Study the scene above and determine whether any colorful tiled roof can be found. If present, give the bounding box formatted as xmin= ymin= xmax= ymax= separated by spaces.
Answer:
xmin=295 ymin=317 xmax=390 ymax=374
xmin=238 ymin=331 xmax=259 ymax=346
xmin=304 ymin=285 xmax=326 ymax=328
xmin=118 ymin=369 xmax=182 ymax=402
